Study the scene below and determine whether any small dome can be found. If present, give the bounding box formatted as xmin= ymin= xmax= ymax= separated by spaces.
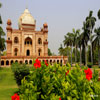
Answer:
xmin=18 ymin=8 xmax=35 ymax=28
xmin=43 ymin=23 xmax=48 ymax=27
xmin=7 ymin=19 xmax=11 ymax=25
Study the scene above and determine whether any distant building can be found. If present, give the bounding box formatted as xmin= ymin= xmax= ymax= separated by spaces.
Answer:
xmin=1 ymin=8 xmax=67 ymax=67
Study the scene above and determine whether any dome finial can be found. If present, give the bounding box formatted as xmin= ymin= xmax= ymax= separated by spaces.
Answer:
xmin=24 ymin=8 xmax=30 ymax=13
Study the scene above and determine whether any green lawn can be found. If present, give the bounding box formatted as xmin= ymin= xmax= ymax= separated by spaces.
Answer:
xmin=0 ymin=68 xmax=18 ymax=100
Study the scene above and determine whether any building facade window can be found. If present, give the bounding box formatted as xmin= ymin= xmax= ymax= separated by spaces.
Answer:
xmin=26 ymin=49 xmax=30 ymax=56
xmin=8 ymin=37 xmax=10 ymax=40
xmin=38 ymin=38 xmax=42 ymax=44
xmin=14 ymin=37 xmax=19 ymax=43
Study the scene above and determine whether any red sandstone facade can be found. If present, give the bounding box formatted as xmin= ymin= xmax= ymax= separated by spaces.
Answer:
xmin=1 ymin=8 xmax=68 ymax=67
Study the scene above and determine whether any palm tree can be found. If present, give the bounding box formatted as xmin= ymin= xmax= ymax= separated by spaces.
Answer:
xmin=0 ymin=3 xmax=1 ymax=8
xmin=63 ymin=32 xmax=74 ymax=66
xmin=86 ymin=11 xmax=96 ymax=64
xmin=0 ymin=3 xmax=2 ymax=24
xmin=58 ymin=44 xmax=64 ymax=56
xmin=82 ymin=21 xmax=89 ymax=66
xmin=77 ymin=33 xmax=83 ymax=66
xmin=72 ymin=28 xmax=80 ymax=63
xmin=98 ymin=9 xmax=100 ymax=19
xmin=92 ymin=9 xmax=100 ymax=67
xmin=94 ymin=27 xmax=100 ymax=67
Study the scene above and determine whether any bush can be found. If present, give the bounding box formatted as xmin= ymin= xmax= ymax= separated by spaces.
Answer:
xmin=11 ymin=63 xmax=31 ymax=85
xmin=19 ymin=60 xmax=100 ymax=100
xmin=87 ymin=62 xmax=93 ymax=68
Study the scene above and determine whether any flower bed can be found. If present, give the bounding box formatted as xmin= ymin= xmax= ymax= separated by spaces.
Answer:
xmin=12 ymin=59 xmax=100 ymax=100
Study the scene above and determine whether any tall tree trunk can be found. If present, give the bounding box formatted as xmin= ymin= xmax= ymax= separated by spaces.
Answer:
xmin=0 ymin=49 xmax=1 ymax=68
xmin=80 ymin=47 xmax=82 ymax=66
xmin=85 ymin=42 xmax=87 ymax=66
xmin=71 ymin=44 xmax=73 ymax=67
xmin=90 ymin=39 xmax=93 ymax=64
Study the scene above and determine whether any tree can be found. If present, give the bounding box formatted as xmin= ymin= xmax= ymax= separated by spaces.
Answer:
xmin=86 ymin=11 xmax=96 ymax=64
xmin=58 ymin=44 xmax=64 ymax=55
xmin=1 ymin=51 xmax=7 ymax=56
xmin=0 ymin=3 xmax=2 ymax=24
xmin=48 ymin=48 xmax=52 ymax=56
xmin=94 ymin=27 xmax=100 ymax=67
xmin=97 ymin=9 xmax=100 ymax=19
xmin=77 ymin=33 xmax=83 ymax=66
xmin=58 ymin=44 xmax=71 ymax=57
xmin=0 ymin=3 xmax=5 ymax=67
xmin=72 ymin=28 xmax=80 ymax=63
xmin=82 ymin=21 xmax=89 ymax=66
xmin=63 ymin=32 xmax=74 ymax=66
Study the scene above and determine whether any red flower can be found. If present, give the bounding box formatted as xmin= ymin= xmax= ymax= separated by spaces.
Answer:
xmin=84 ymin=68 xmax=92 ymax=81
xmin=44 ymin=60 xmax=48 ymax=66
xmin=34 ymin=59 xmax=41 ymax=69
xmin=11 ymin=93 xmax=20 ymax=100
xmin=66 ymin=70 xmax=69 ymax=76
xmin=59 ymin=97 xmax=61 ymax=100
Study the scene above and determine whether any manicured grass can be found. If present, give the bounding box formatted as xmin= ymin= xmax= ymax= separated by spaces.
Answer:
xmin=0 ymin=67 xmax=18 ymax=100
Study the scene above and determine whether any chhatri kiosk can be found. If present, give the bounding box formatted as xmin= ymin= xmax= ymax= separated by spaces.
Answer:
xmin=1 ymin=8 xmax=67 ymax=67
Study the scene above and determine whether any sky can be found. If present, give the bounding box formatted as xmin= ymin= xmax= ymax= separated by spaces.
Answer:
xmin=0 ymin=0 xmax=100 ymax=54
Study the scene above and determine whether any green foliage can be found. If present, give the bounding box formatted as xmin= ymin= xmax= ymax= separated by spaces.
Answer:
xmin=58 ymin=44 xmax=71 ymax=56
xmin=0 ymin=3 xmax=2 ymax=24
xmin=98 ymin=9 xmax=100 ymax=19
xmin=87 ymin=62 xmax=93 ymax=68
xmin=0 ymin=3 xmax=2 ymax=8
xmin=19 ymin=62 xmax=100 ymax=100
xmin=0 ymin=3 xmax=5 ymax=67
xmin=1 ymin=50 xmax=6 ymax=56
xmin=11 ymin=63 xmax=31 ymax=86
xmin=48 ymin=48 xmax=52 ymax=56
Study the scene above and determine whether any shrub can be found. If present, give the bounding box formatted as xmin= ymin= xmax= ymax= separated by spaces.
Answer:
xmin=11 ymin=62 xmax=31 ymax=85
xmin=19 ymin=60 xmax=100 ymax=100
xmin=87 ymin=62 xmax=93 ymax=68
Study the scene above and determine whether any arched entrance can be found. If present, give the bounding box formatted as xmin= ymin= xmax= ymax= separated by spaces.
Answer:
xmin=24 ymin=37 xmax=32 ymax=45
xmin=1 ymin=60 xmax=4 ymax=65
xmin=29 ymin=60 xmax=32 ymax=64
xmin=11 ymin=60 xmax=14 ymax=65
xmin=26 ymin=50 xmax=30 ymax=56
xmin=6 ymin=60 xmax=9 ymax=65
xmin=25 ymin=60 xmax=28 ymax=64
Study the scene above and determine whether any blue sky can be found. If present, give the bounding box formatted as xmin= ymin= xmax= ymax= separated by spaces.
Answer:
xmin=0 ymin=0 xmax=100 ymax=54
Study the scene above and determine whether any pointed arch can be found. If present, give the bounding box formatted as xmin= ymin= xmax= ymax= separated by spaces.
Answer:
xmin=14 ymin=37 xmax=19 ymax=43
xmin=38 ymin=38 xmax=42 ymax=44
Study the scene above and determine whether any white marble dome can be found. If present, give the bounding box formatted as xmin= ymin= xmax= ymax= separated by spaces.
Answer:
xmin=18 ymin=8 xmax=35 ymax=28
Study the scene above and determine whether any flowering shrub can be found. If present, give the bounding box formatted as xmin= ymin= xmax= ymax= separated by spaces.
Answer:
xmin=11 ymin=93 xmax=20 ymax=100
xmin=34 ymin=59 xmax=41 ymax=69
xmin=19 ymin=60 xmax=100 ymax=100
xmin=84 ymin=68 xmax=92 ymax=81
